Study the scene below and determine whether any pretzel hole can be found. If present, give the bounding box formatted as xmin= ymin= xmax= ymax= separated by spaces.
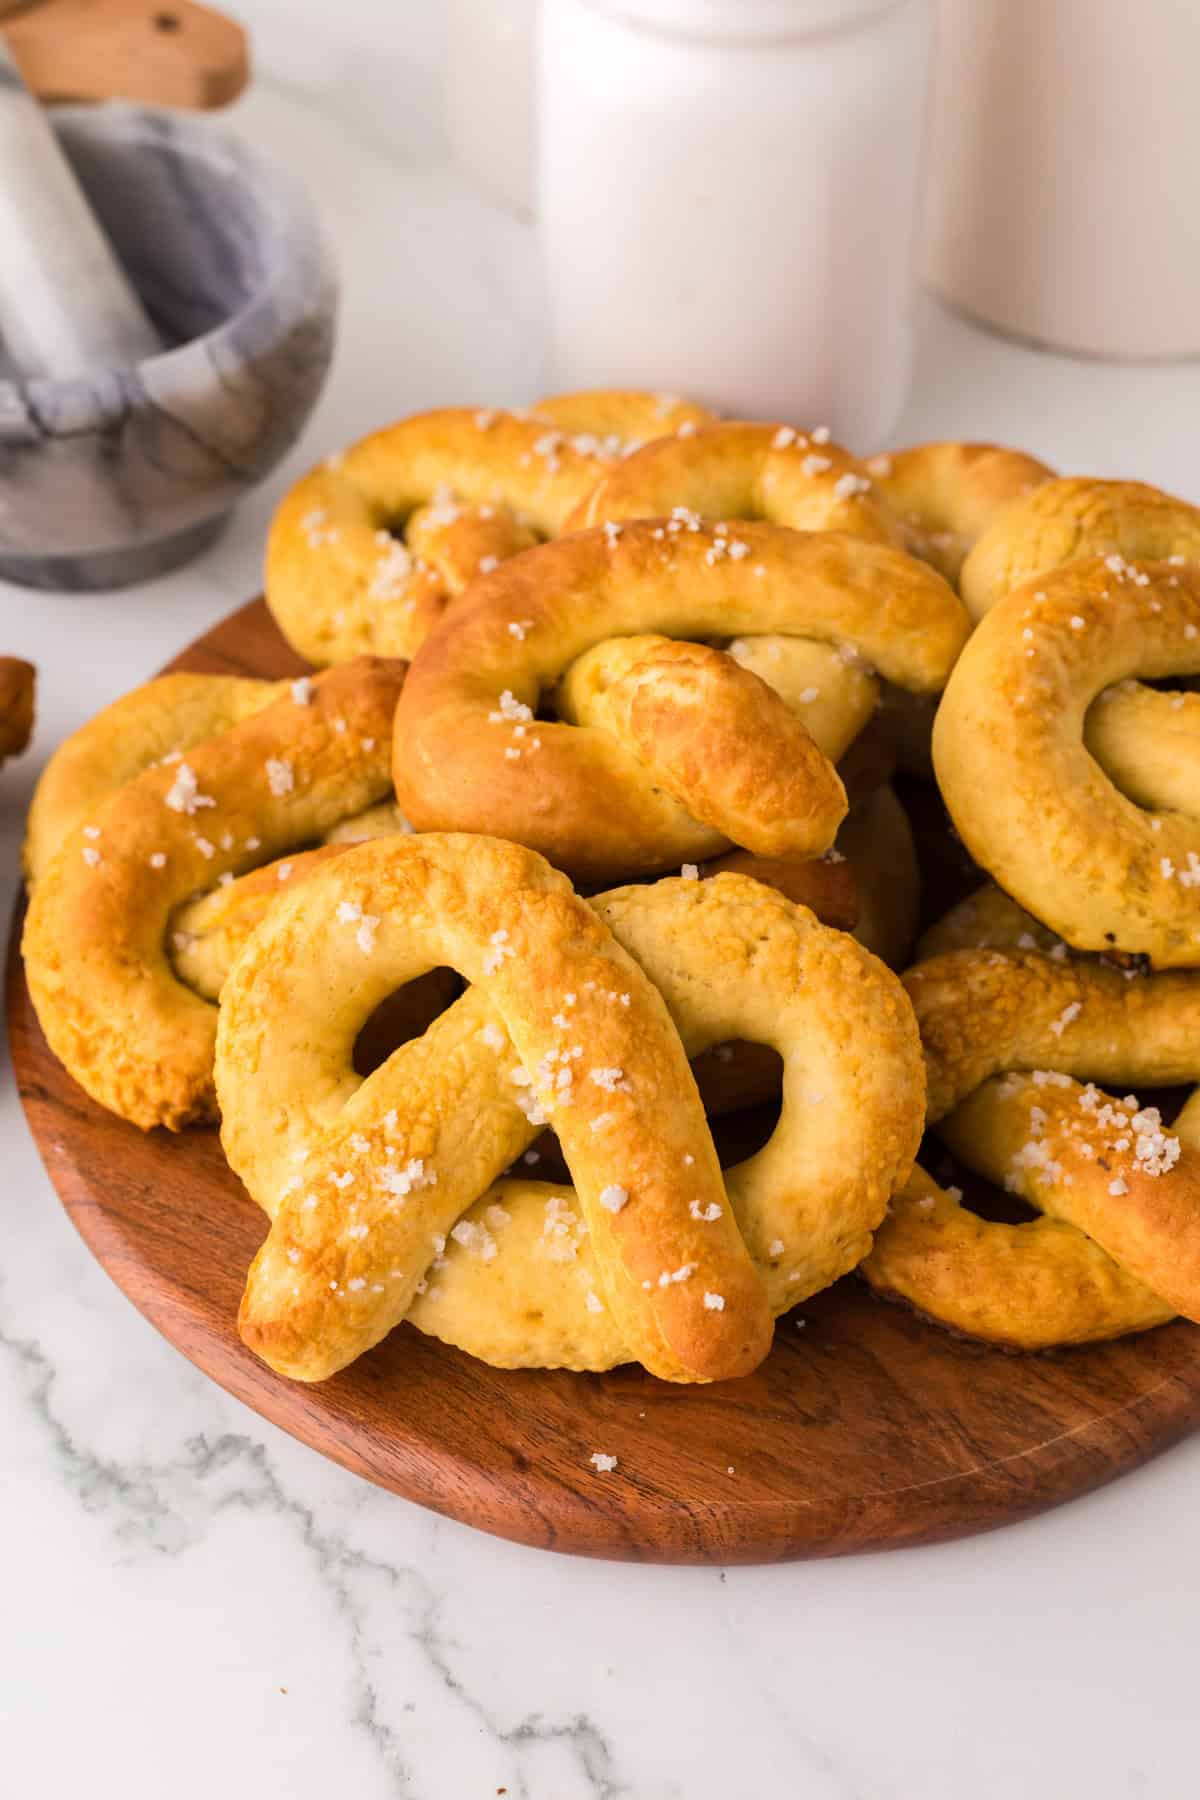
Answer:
xmin=923 ymin=1141 xmax=1038 ymax=1226
xmin=352 ymin=967 xmax=461 ymax=1076
xmin=501 ymin=1044 xmax=785 ymax=1183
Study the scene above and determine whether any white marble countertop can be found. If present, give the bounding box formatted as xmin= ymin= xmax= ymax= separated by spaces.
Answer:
xmin=2 ymin=6 xmax=1199 ymax=1795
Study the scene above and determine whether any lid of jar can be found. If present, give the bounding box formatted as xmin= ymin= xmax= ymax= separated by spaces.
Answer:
xmin=580 ymin=0 xmax=907 ymax=41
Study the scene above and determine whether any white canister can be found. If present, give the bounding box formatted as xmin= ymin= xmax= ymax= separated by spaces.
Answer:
xmin=446 ymin=0 xmax=538 ymax=217
xmin=538 ymin=0 xmax=933 ymax=445
xmin=924 ymin=0 xmax=1200 ymax=358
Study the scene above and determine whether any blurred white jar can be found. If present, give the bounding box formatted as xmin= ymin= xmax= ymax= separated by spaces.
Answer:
xmin=446 ymin=0 xmax=538 ymax=217
xmin=538 ymin=0 xmax=932 ymax=444
xmin=925 ymin=0 xmax=1200 ymax=357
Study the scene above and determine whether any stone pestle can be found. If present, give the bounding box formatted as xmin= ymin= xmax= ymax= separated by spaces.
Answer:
xmin=0 ymin=38 xmax=162 ymax=379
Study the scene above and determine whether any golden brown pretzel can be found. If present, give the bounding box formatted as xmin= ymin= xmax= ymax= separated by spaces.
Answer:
xmin=864 ymin=442 xmax=1055 ymax=585
xmin=266 ymin=390 xmax=713 ymax=667
xmin=24 ymin=672 xmax=289 ymax=884
xmin=23 ymin=659 xmax=405 ymax=1130
xmin=0 ymin=657 xmax=35 ymax=770
xmin=215 ymin=836 xmax=924 ymax=1382
xmin=570 ymin=423 xmax=1008 ymax=780
xmin=568 ymin=420 xmax=898 ymax=540
xmin=933 ymin=558 xmax=1200 ymax=965
xmin=862 ymin=947 xmax=1200 ymax=1347
xmin=961 ymin=476 xmax=1200 ymax=623
xmin=394 ymin=520 xmax=967 ymax=880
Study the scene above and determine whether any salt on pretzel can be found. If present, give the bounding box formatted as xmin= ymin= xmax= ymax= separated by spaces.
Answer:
xmin=570 ymin=423 xmax=1007 ymax=778
xmin=0 ymin=657 xmax=35 ymax=770
xmin=23 ymin=659 xmax=405 ymax=1131
xmin=214 ymin=835 xmax=924 ymax=1382
xmin=265 ymin=390 xmax=714 ymax=668
xmin=860 ymin=443 xmax=1053 ymax=771
xmin=961 ymin=476 xmax=1200 ymax=623
xmin=863 ymin=442 xmax=1054 ymax=586
xmin=862 ymin=946 xmax=1200 ymax=1347
xmin=24 ymin=672 xmax=290 ymax=884
xmin=950 ymin=477 xmax=1200 ymax=817
xmin=934 ymin=558 xmax=1200 ymax=965
xmin=394 ymin=519 xmax=967 ymax=879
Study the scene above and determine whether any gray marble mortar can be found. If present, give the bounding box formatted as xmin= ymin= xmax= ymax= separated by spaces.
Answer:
xmin=0 ymin=103 xmax=336 ymax=590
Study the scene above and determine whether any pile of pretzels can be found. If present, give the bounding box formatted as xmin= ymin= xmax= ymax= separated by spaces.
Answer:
xmin=20 ymin=388 xmax=1200 ymax=1387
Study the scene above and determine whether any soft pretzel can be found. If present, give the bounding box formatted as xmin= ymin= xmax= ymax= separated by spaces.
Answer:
xmin=961 ymin=476 xmax=1200 ymax=623
xmin=857 ymin=443 xmax=1054 ymax=771
xmin=569 ymin=421 xmax=910 ymax=736
xmin=266 ymin=390 xmax=713 ymax=668
xmin=23 ymin=659 xmax=405 ymax=1130
xmin=933 ymin=558 xmax=1200 ymax=964
xmin=862 ymin=947 xmax=1200 ymax=1347
xmin=24 ymin=672 xmax=289 ymax=884
xmin=0 ymin=657 xmax=35 ymax=769
xmin=568 ymin=420 xmax=899 ymax=541
xmin=215 ymin=835 xmax=924 ymax=1382
xmin=864 ymin=442 xmax=1055 ymax=585
xmin=394 ymin=519 xmax=967 ymax=879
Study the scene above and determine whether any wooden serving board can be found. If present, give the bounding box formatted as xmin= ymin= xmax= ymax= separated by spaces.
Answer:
xmin=10 ymin=597 xmax=1200 ymax=1563
xmin=1 ymin=0 xmax=248 ymax=110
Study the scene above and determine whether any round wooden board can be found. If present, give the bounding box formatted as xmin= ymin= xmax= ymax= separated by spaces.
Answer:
xmin=10 ymin=597 xmax=1200 ymax=1563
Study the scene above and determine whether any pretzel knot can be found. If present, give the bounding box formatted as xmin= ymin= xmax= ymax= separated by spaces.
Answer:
xmin=0 ymin=656 xmax=35 ymax=770
xmin=862 ymin=946 xmax=1200 ymax=1348
xmin=265 ymin=390 xmax=714 ymax=668
xmin=960 ymin=476 xmax=1200 ymax=622
xmin=934 ymin=558 xmax=1200 ymax=965
xmin=862 ymin=442 xmax=1054 ymax=585
xmin=394 ymin=518 xmax=966 ymax=880
xmin=214 ymin=835 xmax=924 ymax=1384
xmin=23 ymin=659 xmax=406 ymax=1131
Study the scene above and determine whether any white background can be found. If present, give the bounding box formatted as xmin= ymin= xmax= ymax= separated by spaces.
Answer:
xmin=1 ymin=5 xmax=1198 ymax=1795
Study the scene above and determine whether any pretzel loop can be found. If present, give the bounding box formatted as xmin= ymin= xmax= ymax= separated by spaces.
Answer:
xmin=266 ymin=392 xmax=714 ymax=667
xmin=215 ymin=836 xmax=924 ymax=1383
xmin=863 ymin=945 xmax=1200 ymax=1347
xmin=395 ymin=519 xmax=967 ymax=879
xmin=934 ymin=559 xmax=1200 ymax=964
xmin=22 ymin=659 xmax=406 ymax=1129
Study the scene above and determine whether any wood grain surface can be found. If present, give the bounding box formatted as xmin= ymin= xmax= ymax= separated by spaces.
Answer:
xmin=9 ymin=596 xmax=1200 ymax=1563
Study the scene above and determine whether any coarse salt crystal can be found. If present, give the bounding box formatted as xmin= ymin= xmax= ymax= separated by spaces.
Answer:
xmin=832 ymin=472 xmax=871 ymax=501
xmin=164 ymin=763 xmax=215 ymax=816
xmin=265 ymin=758 xmax=294 ymax=797
xmin=1049 ymin=1002 xmax=1081 ymax=1037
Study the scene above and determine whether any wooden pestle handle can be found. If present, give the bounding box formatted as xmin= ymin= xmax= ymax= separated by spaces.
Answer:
xmin=2 ymin=0 xmax=249 ymax=110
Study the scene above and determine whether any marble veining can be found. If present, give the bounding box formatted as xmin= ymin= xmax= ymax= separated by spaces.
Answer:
xmin=5 ymin=5 xmax=1200 ymax=1795
xmin=0 ymin=104 xmax=334 ymax=589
